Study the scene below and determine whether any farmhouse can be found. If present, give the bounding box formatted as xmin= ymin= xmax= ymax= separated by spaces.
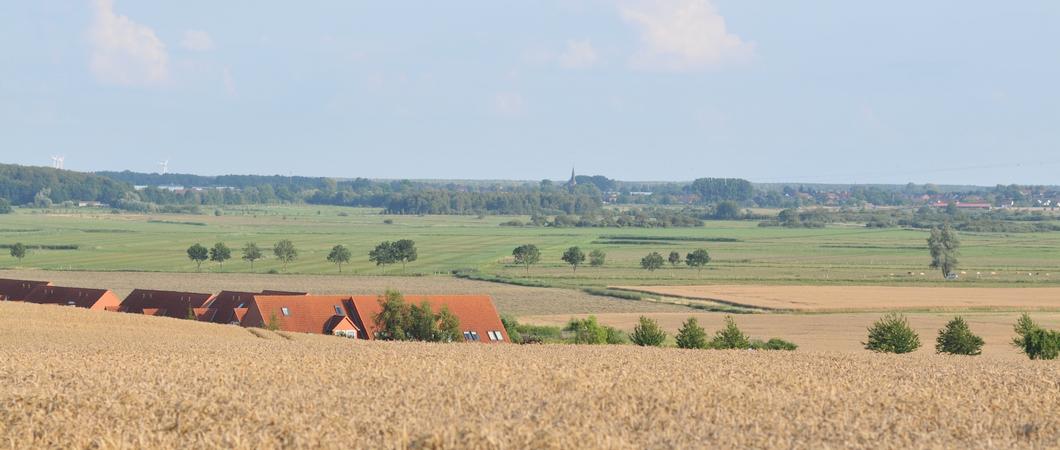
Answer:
xmin=21 ymin=285 xmax=122 ymax=310
xmin=119 ymin=289 xmax=216 ymax=319
xmin=201 ymin=290 xmax=307 ymax=325
xmin=0 ymin=278 xmax=52 ymax=301
xmin=241 ymin=294 xmax=509 ymax=343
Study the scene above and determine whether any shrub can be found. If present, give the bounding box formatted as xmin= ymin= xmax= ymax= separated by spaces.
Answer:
xmin=864 ymin=313 xmax=920 ymax=354
xmin=0 ymin=198 xmax=12 ymax=214
xmin=500 ymin=315 xmax=523 ymax=344
xmin=675 ymin=317 xmax=708 ymax=349
xmin=935 ymin=316 xmax=983 ymax=355
xmin=752 ymin=338 xmax=798 ymax=351
xmin=710 ymin=316 xmax=750 ymax=349
xmin=629 ymin=316 xmax=667 ymax=347
xmin=1012 ymin=313 xmax=1039 ymax=350
xmin=1023 ymin=328 xmax=1060 ymax=360
xmin=565 ymin=316 xmax=624 ymax=345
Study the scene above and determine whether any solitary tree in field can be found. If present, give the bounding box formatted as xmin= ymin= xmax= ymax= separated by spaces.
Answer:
xmin=187 ymin=243 xmax=208 ymax=272
xmin=640 ymin=252 xmax=664 ymax=272
xmin=327 ymin=244 xmax=352 ymax=273
xmin=9 ymin=242 xmax=27 ymax=263
xmin=512 ymin=244 xmax=541 ymax=275
xmin=864 ymin=313 xmax=920 ymax=354
xmin=561 ymin=246 xmax=586 ymax=273
xmin=242 ymin=242 xmax=263 ymax=271
xmin=686 ymin=249 xmax=711 ymax=274
xmin=273 ymin=239 xmax=298 ymax=272
xmin=668 ymin=251 xmax=682 ymax=277
xmin=928 ymin=224 xmax=960 ymax=277
xmin=393 ymin=239 xmax=418 ymax=272
xmin=589 ymin=249 xmax=606 ymax=267
xmin=935 ymin=316 xmax=983 ymax=355
xmin=369 ymin=241 xmax=397 ymax=272
xmin=209 ymin=242 xmax=231 ymax=271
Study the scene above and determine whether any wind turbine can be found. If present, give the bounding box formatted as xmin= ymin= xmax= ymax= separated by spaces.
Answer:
xmin=51 ymin=155 xmax=65 ymax=169
xmin=158 ymin=159 xmax=170 ymax=175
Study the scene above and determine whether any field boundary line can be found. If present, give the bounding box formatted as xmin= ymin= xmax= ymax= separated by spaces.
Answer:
xmin=606 ymin=287 xmax=783 ymax=313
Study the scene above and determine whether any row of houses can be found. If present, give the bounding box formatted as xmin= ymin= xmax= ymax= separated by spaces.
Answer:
xmin=0 ymin=278 xmax=509 ymax=343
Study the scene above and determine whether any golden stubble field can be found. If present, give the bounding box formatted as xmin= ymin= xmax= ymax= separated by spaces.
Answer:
xmin=0 ymin=269 xmax=688 ymax=316
xmin=2 ymin=301 xmax=1060 ymax=449
xmin=614 ymin=284 xmax=1060 ymax=312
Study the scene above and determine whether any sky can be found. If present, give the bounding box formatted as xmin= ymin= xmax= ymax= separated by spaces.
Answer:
xmin=1 ymin=0 xmax=1058 ymax=185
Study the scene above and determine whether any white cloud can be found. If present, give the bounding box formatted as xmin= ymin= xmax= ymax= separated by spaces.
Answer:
xmin=493 ymin=92 xmax=525 ymax=117
xmin=181 ymin=30 xmax=214 ymax=52
xmin=558 ymin=40 xmax=600 ymax=69
xmin=620 ymin=0 xmax=754 ymax=71
xmin=89 ymin=0 xmax=168 ymax=86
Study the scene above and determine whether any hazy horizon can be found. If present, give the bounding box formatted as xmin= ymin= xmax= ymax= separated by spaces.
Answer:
xmin=3 ymin=1 xmax=1059 ymax=185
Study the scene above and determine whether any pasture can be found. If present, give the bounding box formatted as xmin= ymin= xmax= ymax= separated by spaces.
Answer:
xmin=2 ymin=206 xmax=1059 ymax=290
xmin=3 ymin=301 xmax=1060 ymax=449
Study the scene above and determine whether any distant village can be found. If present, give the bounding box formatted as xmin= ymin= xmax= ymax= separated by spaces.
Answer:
xmin=0 ymin=278 xmax=509 ymax=343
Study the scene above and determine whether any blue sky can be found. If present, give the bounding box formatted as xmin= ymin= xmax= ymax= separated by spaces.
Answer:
xmin=1 ymin=1 xmax=1058 ymax=185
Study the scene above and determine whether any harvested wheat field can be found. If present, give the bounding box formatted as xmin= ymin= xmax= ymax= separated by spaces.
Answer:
xmin=3 ymin=302 xmax=1060 ymax=449
xmin=521 ymin=311 xmax=1060 ymax=360
xmin=615 ymin=284 xmax=1060 ymax=312
xmin=0 ymin=269 xmax=688 ymax=316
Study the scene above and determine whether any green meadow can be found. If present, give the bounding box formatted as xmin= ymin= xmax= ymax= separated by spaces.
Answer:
xmin=1 ymin=205 xmax=1059 ymax=288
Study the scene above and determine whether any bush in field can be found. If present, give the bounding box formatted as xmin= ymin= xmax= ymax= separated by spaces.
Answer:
xmin=629 ymin=316 xmax=667 ymax=347
xmin=710 ymin=316 xmax=750 ymax=349
xmin=675 ymin=317 xmax=708 ymax=349
xmin=1022 ymin=328 xmax=1060 ymax=360
xmin=935 ymin=316 xmax=983 ymax=355
xmin=566 ymin=316 xmax=624 ymax=345
xmin=864 ymin=313 xmax=920 ymax=354
xmin=1012 ymin=313 xmax=1039 ymax=351
xmin=501 ymin=315 xmax=523 ymax=344
xmin=589 ymin=249 xmax=606 ymax=267
xmin=751 ymin=338 xmax=798 ymax=351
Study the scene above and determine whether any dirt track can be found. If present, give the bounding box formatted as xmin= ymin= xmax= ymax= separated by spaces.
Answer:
xmin=613 ymin=284 xmax=1060 ymax=312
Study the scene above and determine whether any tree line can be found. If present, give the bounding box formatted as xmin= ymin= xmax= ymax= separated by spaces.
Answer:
xmin=185 ymin=239 xmax=418 ymax=273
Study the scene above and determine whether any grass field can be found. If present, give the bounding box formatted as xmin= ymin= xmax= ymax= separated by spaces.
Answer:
xmin=613 ymin=284 xmax=1060 ymax=312
xmin=2 ymin=206 xmax=1060 ymax=289
xmin=3 ymin=301 xmax=1060 ymax=449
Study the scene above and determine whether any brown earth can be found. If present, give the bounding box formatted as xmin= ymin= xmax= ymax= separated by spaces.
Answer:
xmin=3 ymin=301 xmax=1060 ymax=449
xmin=520 ymin=311 xmax=1060 ymax=360
xmin=0 ymin=269 xmax=689 ymax=316
xmin=613 ymin=284 xmax=1060 ymax=312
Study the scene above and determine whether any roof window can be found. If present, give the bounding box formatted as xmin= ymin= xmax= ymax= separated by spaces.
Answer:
xmin=281 ymin=307 xmax=291 ymax=316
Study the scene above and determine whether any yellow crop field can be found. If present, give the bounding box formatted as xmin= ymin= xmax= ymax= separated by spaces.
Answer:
xmin=2 ymin=301 xmax=1059 ymax=449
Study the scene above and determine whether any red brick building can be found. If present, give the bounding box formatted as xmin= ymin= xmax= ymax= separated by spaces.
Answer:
xmin=0 ymin=278 xmax=52 ymax=301
xmin=21 ymin=285 xmax=122 ymax=310
xmin=119 ymin=289 xmax=216 ymax=319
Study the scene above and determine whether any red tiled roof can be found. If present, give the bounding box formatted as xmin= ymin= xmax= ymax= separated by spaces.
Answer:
xmin=202 ymin=290 xmax=304 ymax=324
xmin=242 ymin=295 xmax=356 ymax=334
xmin=22 ymin=285 xmax=121 ymax=310
xmin=0 ymin=278 xmax=52 ymax=301
xmin=120 ymin=289 xmax=215 ymax=319
xmin=346 ymin=295 xmax=508 ymax=343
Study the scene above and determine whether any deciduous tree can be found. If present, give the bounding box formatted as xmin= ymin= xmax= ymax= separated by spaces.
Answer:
xmin=241 ymin=242 xmax=263 ymax=271
xmin=512 ymin=244 xmax=541 ymax=274
xmin=589 ymin=249 xmax=606 ymax=267
xmin=640 ymin=252 xmax=664 ymax=272
xmin=273 ymin=239 xmax=298 ymax=272
xmin=187 ymin=243 xmax=208 ymax=272
xmin=928 ymin=223 xmax=960 ymax=277
xmin=562 ymin=246 xmax=586 ymax=273
xmin=327 ymin=244 xmax=352 ymax=273
xmin=209 ymin=242 xmax=231 ymax=271
xmin=9 ymin=242 xmax=27 ymax=263
xmin=630 ymin=316 xmax=667 ymax=347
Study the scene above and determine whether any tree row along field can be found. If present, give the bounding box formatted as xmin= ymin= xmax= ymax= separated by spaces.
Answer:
xmin=2 ymin=300 xmax=1059 ymax=449
xmin=1 ymin=206 xmax=1059 ymax=287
